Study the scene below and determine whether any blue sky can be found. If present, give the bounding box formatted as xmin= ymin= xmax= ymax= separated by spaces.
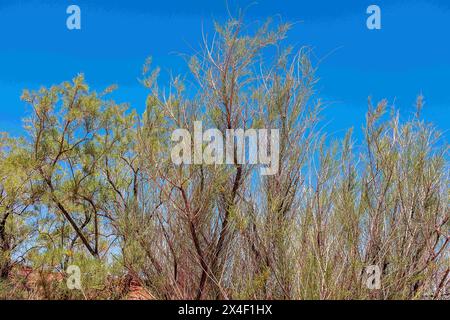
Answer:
xmin=1 ymin=0 xmax=449 ymax=141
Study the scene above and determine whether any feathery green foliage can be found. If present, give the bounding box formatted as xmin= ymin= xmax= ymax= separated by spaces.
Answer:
xmin=0 ymin=16 xmax=448 ymax=300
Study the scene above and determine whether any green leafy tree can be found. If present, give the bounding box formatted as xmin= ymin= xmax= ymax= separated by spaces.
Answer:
xmin=0 ymin=134 xmax=36 ymax=280
xmin=21 ymin=75 xmax=135 ymax=263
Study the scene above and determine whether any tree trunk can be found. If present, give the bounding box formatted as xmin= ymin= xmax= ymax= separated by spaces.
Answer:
xmin=0 ymin=217 xmax=11 ymax=280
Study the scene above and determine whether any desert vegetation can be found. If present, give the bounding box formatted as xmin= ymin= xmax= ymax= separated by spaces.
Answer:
xmin=0 ymin=16 xmax=448 ymax=300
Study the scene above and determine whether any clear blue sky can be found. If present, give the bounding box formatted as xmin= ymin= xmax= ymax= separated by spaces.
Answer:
xmin=1 ymin=0 xmax=449 ymax=141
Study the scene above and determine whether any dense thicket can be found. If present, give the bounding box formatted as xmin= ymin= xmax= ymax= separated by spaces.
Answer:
xmin=0 ymin=17 xmax=448 ymax=300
